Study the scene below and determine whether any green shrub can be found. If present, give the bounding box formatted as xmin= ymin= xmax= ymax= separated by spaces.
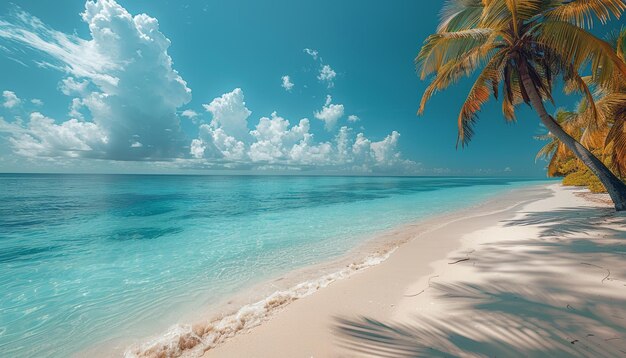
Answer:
xmin=557 ymin=158 xmax=579 ymax=176
xmin=587 ymin=180 xmax=607 ymax=193
xmin=563 ymin=170 xmax=592 ymax=187
xmin=562 ymin=167 xmax=608 ymax=193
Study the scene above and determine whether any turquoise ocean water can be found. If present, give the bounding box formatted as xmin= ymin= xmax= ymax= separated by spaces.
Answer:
xmin=0 ymin=174 xmax=547 ymax=357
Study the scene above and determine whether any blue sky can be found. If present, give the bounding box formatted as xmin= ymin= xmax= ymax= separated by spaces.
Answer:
xmin=0 ymin=0 xmax=619 ymax=176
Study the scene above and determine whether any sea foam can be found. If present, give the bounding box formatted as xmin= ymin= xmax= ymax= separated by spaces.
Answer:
xmin=124 ymin=249 xmax=394 ymax=357
xmin=1 ymin=175 xmax=542 ymax=357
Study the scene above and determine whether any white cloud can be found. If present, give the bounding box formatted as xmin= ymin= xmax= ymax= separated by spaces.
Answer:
xmin=281 ymin=75 xmax=294 ymax=91
xmin=202 ymin=88 xmax=251 ymax=140
xmin=0 ymin=0 xmax=192 ymax=160
xmin=352 ymin=132 xmax=372 ymax=163
xmin=189 ymin=90 xmax=416 ymax=173
xmin=181 ymin=109 xmax=198 ymax=119
xmin=31 ymin=98 xmax=44 ymax=106
xmin=504 ymin=167 xmax=512 ymax=172
xmin=370 ymin=131 xmax=400 ymax=163
xmin=189 ymin=139 xmax=205 ymax=159
xmin=249 ymin=114 xmax=333 ymax=166
xmin=248 ymin=112 xmax=312 ymax=162
xmin=68 ymin=98 xmax=84 ymax=120
xmin=0 ymin=6 xmax=417 ymax=174
xmin=190 ymin=88 xmax=251 ymax=161
xmin=289 ymin=138 xmax=333 ymax=166
xmin=59 ymin=77 xmax=89 ymax=96
xmin=348 ymin=115 xmax=359 ymax=122
xmin=181 ymin=109 xmax=201 ymax=125
xmin=314 ymin=95 xmax=344 ymax=131
xmin=0 ymin=116 xmax=23 ymax=133
xmin=2 ymin=90 xmax=21 ymax=108
xmin=192 ymin=124 xmax=246 ymax=161
xmin=0 ymin=8 xmax=118 ymax=87
xmin=303 ymin=48 xmax=318 ymax=60
xmin=317 ymin=65 xmax=336 ymax=88
xmin=6 ymin=112 xmax=108 ymax=158
xmin=348 ymin=130 xmax=412 ymax=171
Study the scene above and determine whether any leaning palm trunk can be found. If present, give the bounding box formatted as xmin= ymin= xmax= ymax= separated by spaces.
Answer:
xmin=519 ymin=62 xmax=626 ymax=211
xmin=416 ymin=0 xmax=626 ymax=211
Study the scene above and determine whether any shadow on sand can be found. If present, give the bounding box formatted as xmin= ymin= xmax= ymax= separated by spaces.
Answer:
xmin=335 ymin=206 xmax=626 ymax=357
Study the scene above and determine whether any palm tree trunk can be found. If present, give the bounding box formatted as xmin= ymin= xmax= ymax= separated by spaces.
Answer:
xmin=519 ymin=62 xmax=626 ymax=211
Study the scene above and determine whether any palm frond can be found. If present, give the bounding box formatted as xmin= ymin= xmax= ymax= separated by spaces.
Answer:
xmin=438 ymin=0 xmax=486 ymax=32
xmin=565 ymin=69 xmax=599 ymax=123
xmin=563 ymin=75 xmax=592 ymax=94
xmin=535 ymin=137 xmax=558 ymax=160
xmin=537 ymin=20 xmax=626 ymax=90
xmin=545 ymin=0 xmax=626 ymax=28
xmin=481 ymin=0 xmax=546 ymax=29
xmin=456 ymin=51 xmax=508 ymax=146
xmin=605 ymin=105 xmax=626 ymax=170
xmin=502 ymin=63 xmax=528 ymax=120
xmin=417 ymin=0 xmax=626 ymax=173
xmin=418 ymin=44 xmax=501 ymax=114
xmin=416 ymin=29 xmax=494 ymax=79
xmin=618 ymin=27 xmax=626 ymax=60
xmin=605 ymin=117 xmax=626 ymax=175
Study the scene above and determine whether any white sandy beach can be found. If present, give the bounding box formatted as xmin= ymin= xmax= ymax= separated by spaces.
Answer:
xmin=177 ymin=183 xmax=626 ymax=358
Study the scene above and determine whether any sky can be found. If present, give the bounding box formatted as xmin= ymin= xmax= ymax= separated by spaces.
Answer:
xmin=0 ymin=0 xmax=620 ymax=177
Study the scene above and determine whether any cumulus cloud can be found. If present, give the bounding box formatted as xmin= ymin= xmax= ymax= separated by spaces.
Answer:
xmin=317 ymin=65 xmax=336 ymax=88
xmin=0 ymin=0 xmax=191 ymax=160
xmin=31 ymin=98 xmax=44 ymax=106
xmin=314 ymin=95 xmax=344 ymax=131
xmin=190 ymin=88 xmax=251 ymax=161
xmin=248 ymin=112 xmax=313 ymax=162
xmin=281 ymin=75 xmax=294 ymax=91
xmin=3 ymin=112 xmax=108 ymax=158
xmin=188 ymin=89 xmax=417 ymax=173
xmin=348 ymin=115 xmax=359 ymax=122
xmin=68 ymin=98 xmax=84 ymax=120
xmin=0 ymin=4 xmax=417 ymax=174
xmin=2 ymin=90 xmax=21 ymax=108
xmin=192 ymin=125 xmax=246 ymax=161
xmin=189 ymin=138 xmax=205 ymax=159
xmin=370 ymin=131 xmax=401 ymax=163
xmin=302 ymin=48 xmax=338 ymax=88
xmin=59 ymin=77 xmax=89 ymax=96
xmin=245 ymin=113 xmax=411 ymax=171
xmin=202 ymin=88 xmax=251 ymax=140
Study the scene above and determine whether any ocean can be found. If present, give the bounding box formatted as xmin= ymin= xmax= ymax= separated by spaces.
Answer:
xmin=0 ymin=174 xmax=548 ymax=357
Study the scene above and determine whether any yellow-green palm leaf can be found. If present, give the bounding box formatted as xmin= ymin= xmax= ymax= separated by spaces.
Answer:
xmin=545 ymin=0 xmax=626 ymax=28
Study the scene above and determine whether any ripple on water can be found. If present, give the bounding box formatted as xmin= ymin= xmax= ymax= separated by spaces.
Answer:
xmin=0 ymin=174 xmax=545 ymax=358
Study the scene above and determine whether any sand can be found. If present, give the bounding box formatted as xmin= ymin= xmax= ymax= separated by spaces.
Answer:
xmin=197 ymin=184 xmax=626 ymax=357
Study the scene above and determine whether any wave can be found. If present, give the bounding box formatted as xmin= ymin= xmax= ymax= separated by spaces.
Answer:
xmin=123 ymin=249 xmax=395 ymax=358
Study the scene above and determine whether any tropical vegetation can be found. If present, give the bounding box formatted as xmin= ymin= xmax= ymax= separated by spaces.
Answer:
xmin=536 ymin=27 xmax=626 ymax=193
xmin=416 ymin=0 xmax=626 ymax=211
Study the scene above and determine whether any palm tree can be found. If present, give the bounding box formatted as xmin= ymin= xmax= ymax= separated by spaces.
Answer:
xmin=535 ymin=109 xmax=579 ymax=177
xmin=416 ymin=0 xmax=626 ymax=210
xmin=567 ymin=27 xmax=626 ymax=176
xmin=537 ymin=27 xmax=626 ymax=181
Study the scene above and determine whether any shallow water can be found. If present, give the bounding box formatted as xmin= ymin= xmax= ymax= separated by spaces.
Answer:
xmin=0 ymin=174 xmax=548 ymax=357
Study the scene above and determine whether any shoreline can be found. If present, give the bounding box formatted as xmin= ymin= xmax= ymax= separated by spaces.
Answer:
xmin=115 ymin=183 xmax=552 ymax=357
xmin=197 ymin=183 xmax=626 ymax=357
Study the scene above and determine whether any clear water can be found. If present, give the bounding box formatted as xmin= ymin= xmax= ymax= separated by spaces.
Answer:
xmin=0 ymin=174 xmax=547 ymax=357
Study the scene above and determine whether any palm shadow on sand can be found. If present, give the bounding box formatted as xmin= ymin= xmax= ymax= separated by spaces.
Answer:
xmin=335 ymin=207 xmax=626 ymax=357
